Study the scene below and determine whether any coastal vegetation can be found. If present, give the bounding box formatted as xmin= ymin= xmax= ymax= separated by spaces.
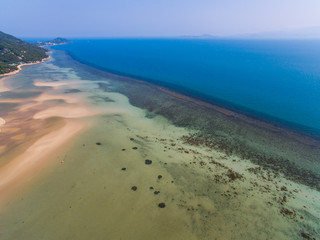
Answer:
xmin=0 ymin=31 xmax=48 ymax=74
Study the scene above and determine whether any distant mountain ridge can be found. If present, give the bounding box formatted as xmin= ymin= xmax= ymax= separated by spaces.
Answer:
xmin=235 ymin=26 xmax=320 ymax=39
xmin=0 ymin=31 xmax=48 ymax=75
xmin=181 ymin=26 xmax=320 ymax=39
xmin=181 ymin=34 xmax=219 ymax=39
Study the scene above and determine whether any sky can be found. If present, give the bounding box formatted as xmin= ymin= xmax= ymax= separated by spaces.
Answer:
xmin=1 ymin=0 xmax=320 ymax=38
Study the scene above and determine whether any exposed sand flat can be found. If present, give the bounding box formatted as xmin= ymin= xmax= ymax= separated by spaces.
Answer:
xmin=33 ymin=105 xmax=100 ymax=119
xmin=17 ymin=93 xmax=81 ymax=112
xmin=34 ymin=81 xmax=69 ymax=87
xmin=0 ymin=99 xmax=21 ymax=103
xmin=33 ymin=80 xmax=92 ymax=88
xmin=0 ymin=117 xmax=5 ymax=126
xmin=0 ymin=118 xmax=5 ymax=133
xmin=0 ymin=78 xmax=10 ymax=92
xmin=0 ymin=119 xmax=87 ymax=206
xmin=32 ymin=92 xmax=129 ymax=119
xmin=0 ymin=106 xmax=67 ymax=169
xmin=34 ymin=93 xmax=79 ymax=103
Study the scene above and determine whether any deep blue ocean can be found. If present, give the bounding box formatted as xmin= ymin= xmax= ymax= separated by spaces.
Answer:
xmin=54 ymin=39 xmax=320 ymax=134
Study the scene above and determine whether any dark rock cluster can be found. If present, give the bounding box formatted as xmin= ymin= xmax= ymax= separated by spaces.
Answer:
xmin=158 ymin=203 xmax=166 ymax=208
xmin=145 ymin=159 xmax=152 ymax=165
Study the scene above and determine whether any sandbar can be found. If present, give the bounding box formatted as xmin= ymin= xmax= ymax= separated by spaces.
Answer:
xmin=0 ymin=119 xmax=86 ymax=206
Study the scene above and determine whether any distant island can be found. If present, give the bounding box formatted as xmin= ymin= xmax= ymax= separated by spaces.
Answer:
xmin=181 ymin=34 xmax=219 ymax=39
xmin=0 ymin=31 xmax=49 ymax=75
xmin=181 ymin=26 xmax=320 ymax=39
xmin=35 ymin=37 xmax=71 ymax=47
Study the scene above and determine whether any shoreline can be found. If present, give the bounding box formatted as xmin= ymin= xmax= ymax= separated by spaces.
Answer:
xmin=0 ymin=56 xmax=51 ymax=78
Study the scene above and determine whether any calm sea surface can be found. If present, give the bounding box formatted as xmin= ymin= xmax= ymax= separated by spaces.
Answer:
xmin=54 ymin=39 xmax=320 ymax=134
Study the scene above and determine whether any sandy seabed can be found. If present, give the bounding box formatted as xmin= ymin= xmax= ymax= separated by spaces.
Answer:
xmin=0 ymin=51 xmax=319 ymax=240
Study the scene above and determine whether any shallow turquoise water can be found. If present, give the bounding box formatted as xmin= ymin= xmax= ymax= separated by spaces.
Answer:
xmin=54 ymin=39 xmax=320 ymax=134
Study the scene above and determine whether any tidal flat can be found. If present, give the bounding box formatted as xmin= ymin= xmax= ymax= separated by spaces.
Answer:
xmin=0 ymin=50 xmax=319 ymax=240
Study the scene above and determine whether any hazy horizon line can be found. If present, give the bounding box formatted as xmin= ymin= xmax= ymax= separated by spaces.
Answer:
xmin=16 ymin=25 xmax=320 ymax=40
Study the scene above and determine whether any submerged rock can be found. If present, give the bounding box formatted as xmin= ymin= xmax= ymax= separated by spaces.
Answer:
xmin=300 ymin=232 xmax=314 ymax=240
xmin=64 ymin=88 xmax=81 ymax=94
xmin=226 ymin=170 xmax=242 ymax=181
xmin=158 ymin=203 xmax=166 ymax=208
xmin=280 ymin=207 xmax=296 ymax=218
xmin=145 ymin=159 xmax=152 ymax=165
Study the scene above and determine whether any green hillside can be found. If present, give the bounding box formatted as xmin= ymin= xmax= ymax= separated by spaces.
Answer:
xmin=0 ymin=31 xmax=48 ymax=75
